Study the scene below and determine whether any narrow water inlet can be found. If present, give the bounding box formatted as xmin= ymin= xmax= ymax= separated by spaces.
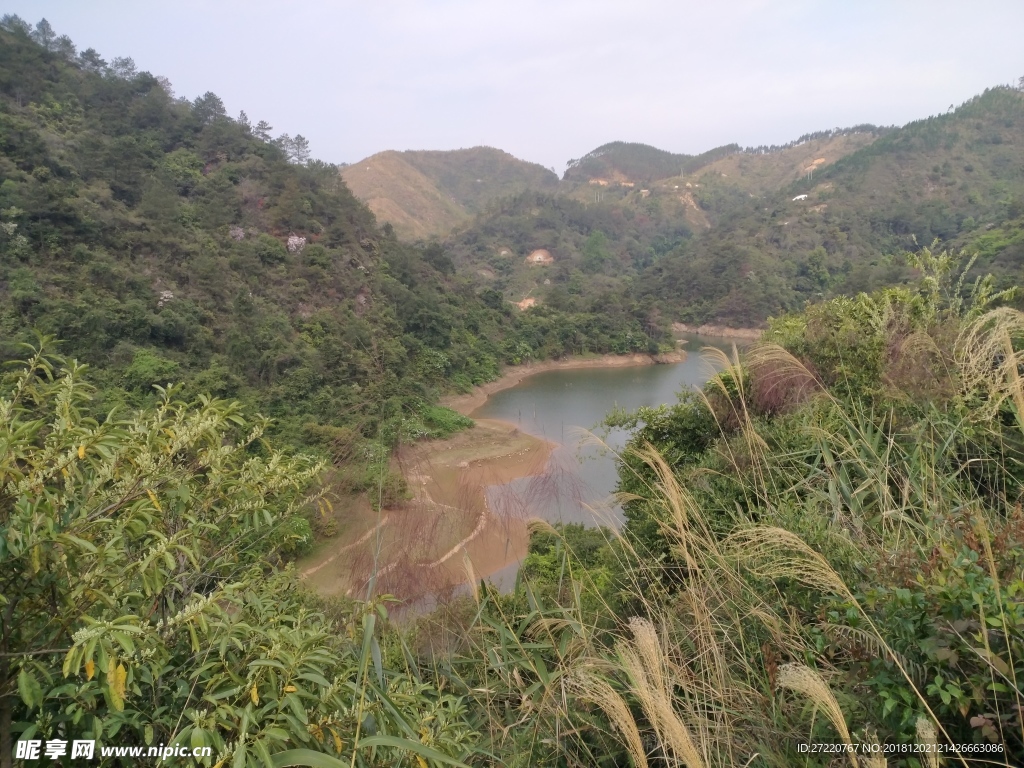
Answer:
xmin=472 ymin=334 xmax=737 ymax=589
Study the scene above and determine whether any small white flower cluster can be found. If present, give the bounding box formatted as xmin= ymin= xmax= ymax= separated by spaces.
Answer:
xmin=155 ymin=594 xmax=212 ymax=632
xmin=287 ymin=235 xmax=306 ymax=253
xmin=71 ymin=623 xmax=108 ymax=645
xmin=157 ymin=290 xmax=175 ymax=307
xmin=229 ymin=226 xmax=245 ymax=241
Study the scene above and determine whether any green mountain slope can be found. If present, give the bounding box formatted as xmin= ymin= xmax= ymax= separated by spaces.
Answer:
xmin=341 ymin=146 xmax=558 ymax=239
xmin=445 ymin=191 xmax=692 ymax=318
xmin=0 ymin=25 xmax=666 ymax=462
xmin=636 ymin=88 xmax=1024 ymax=325
xmin=563 ymin=140 xmax=741 ymax=184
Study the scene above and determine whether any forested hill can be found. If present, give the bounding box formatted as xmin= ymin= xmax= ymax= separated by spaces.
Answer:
xmin=438 ymin=92 xmax=1023 ymax=329
xmin=341 ymin=147 xmax=559 ymax=239
xmin=638 ymin=87 xmax=1024 ymax=325
xmin=563 ymin=141 xmax=741 ymax=184
xmin=0 ymin=22 xmax=666 ymax=457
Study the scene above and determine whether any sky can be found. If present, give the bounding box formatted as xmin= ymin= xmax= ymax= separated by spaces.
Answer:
xmin=7 ymin=1 xmax=1024 ymax=171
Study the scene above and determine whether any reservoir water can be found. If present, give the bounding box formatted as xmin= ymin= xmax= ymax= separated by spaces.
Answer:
xmin=473 ymin=334 xmax=737 ymax=586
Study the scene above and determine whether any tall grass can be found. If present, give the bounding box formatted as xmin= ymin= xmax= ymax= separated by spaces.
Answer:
xmin=418 ymin=303 xmax=1024 ymax=766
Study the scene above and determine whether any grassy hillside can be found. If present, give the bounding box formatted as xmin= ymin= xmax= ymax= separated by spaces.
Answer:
xmin=440 ymin=90 xmax=1023 ymax=329
xmin=341 ymin=146 xmax=558 ymax=240
xmin=674 ymin=129 xmax=884 ymax=211
xmin=340 ymin=150 xmax=468 ymax=239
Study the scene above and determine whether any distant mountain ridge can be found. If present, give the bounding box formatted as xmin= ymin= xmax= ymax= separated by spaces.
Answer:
xmin=435 ymin=87 xmax=1024 ymax=330
xmin=563 ymin=141 xmax=741 ymax=184
xmin=341 ymin=147 xmax=558 ymax=239
xmin=343 ymin=133 xmax=888 ymax=240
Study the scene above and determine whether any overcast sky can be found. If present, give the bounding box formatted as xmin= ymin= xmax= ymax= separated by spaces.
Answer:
xmin=7 ymin=1 xmax=1024 ymax=171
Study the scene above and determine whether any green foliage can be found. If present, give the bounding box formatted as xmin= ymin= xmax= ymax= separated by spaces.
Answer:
xmin=520 ymin=523 xmax=622 ymax=618
xmin=638 ymin=87 xmax=1024 ymax=326
xmin=588 ymin=262 xmax=1024 ymax=762
xmin=564 ymin=140 xmax=740 ymax=183
xmin=0 ymin=346 xmax=476 ymax=766
xmin=0 ymin=24 xmax=643 ymax=493
xmin=122 ymin=348 xmax=180 ymax=391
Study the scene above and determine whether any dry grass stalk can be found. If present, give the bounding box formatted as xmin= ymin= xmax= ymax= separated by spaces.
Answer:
xmin=570 ymin=673 xmax=649 ymax=768
xmin=956 ymin=308 xmax=1024 ymax=420
xmin=462 ymin=550 xmax=479 ymax=604
xmin=776 ymin=663 xmax=859 ymax=768
xmin=723 ymin=526 xmax=853 ymax=599
xmin=630 ymin=443 xmax=717 ymax=574
xmin=618 ymin=618 xmax=707 ymax=768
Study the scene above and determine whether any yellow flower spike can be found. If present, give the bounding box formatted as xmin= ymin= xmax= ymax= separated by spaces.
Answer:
xmin=416 ymin=757 xmax=428 ymax=768
xmin=85 ymin=659 xmax=95 ymax=680
xmin=78 ymin=444 xmax=86 ymax=459
xmin=146 ymin=489 xmax=162 ymax=512
xmin=250 ymin=685 xmax=259 ymax=705
xmin=283 ymin=685 xmax=296 ymax=693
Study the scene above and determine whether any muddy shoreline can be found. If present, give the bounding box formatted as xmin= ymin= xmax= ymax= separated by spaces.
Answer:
xmin=298 ymin=418 xmax=556 ymax=599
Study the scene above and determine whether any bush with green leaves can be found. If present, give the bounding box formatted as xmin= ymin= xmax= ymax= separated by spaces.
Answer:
xmin=0 ymin=345 xmax=475 ymax=767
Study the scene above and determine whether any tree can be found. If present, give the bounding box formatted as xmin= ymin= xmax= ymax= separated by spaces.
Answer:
xmin=582 ymin=230 xmax=611 ymax=273
xmin=193 ymin=91 xmax=226 ymax=124
xmin=109 ymin=56 xmax=137 ymax=79
xmin=291 ymin=134 xmax=311 ymax=164
xmin=275 ymin=133 xmax=295 ymax=161
xmin=0 ymin=14 xmax=31 ymax=35
xmin=237 ymin=110 xmax=251 ymax=133
xmin=0 ymin=347 xmax=474 ymax=768
xmin=155 ymin=75 xmax=174 ymax=97
xmin=253 ymin=120 xmax=273 ymax=142
xmin=30 ymin=18 xmax=56 ymax=51
xmin=77 ymin=48 xmax=107 ymax=74
xmin=53 ymin=34 xmax=75 ymax=60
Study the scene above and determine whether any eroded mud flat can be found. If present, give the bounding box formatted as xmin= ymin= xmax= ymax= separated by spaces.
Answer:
xmin=298 ymin=418 xmax=554 ymax=601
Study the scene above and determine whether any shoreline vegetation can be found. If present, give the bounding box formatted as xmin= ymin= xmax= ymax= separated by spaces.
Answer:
xmin=672 ymin=321 xmax=764 ymax=340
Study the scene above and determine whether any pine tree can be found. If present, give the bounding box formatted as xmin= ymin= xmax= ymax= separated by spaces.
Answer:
xmin=292 ymin=134 xmax=311 ymax=164
xmin=193 ymin=91 xmax=226 ymax=124
xmin=254 ymin=120 xmax=273 ymax=142
xmin=275 ymin=133 xmax=296 ymax=161
xmin=54 ymin=34 xmax=76 ymax=60
xmin=0 ymin=13 xmax=31 ymax=35
xmin=78 ymin=48 xmax=107 ymax=74
xmin=31 ymin=18 xmax=56 ymax=50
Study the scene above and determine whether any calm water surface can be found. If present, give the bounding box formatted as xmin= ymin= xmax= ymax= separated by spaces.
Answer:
xmin=474 ymin=334 xmax=737 ymax=586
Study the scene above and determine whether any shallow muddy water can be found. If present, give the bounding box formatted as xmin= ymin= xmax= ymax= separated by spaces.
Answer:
xmin=473 ymin=334 xmax=737 ymax=588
